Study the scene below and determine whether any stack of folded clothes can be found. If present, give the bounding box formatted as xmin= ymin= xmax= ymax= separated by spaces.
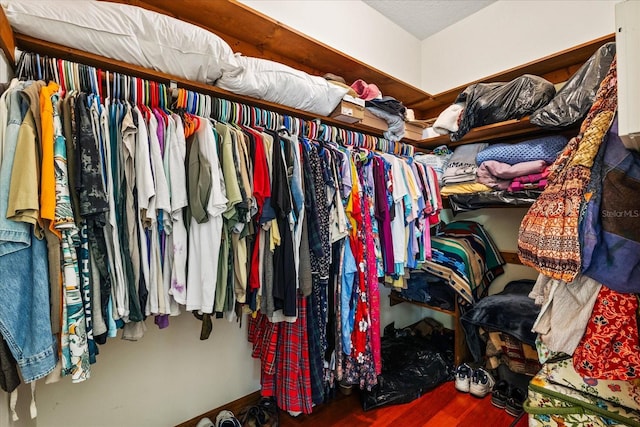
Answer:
xmin=474 ymin=135 xmax=567 ymax=193
xmin=439 ymin=143 xmax=492 ymax=196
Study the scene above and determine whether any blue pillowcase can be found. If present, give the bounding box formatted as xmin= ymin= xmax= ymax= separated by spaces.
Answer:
xmin=476 ymin=135 xmax=568 ymax=165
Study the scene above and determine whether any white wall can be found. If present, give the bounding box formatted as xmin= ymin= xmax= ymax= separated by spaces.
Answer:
xmin=29 ymin=315 xmax=260 ymax=427
xmin=239 ymin=0 xmax=422 ymax=89
xmin=421 ymin=0 xmax=620 ymax=94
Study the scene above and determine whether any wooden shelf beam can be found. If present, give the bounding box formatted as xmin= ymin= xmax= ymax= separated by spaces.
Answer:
xmin=0 ymin=6 xmax=15 ymax=66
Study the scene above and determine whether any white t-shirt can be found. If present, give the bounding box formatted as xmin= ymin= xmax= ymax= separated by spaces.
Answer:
xmin=186 ymin=119 xmax=227 ymax=313
xmin=133 ymin=106 xmax=155 ymax=315
xmin=147 ymin=111 xmax=171 ymax=315
xmin=168 ymin=114 xmax=188 ymax=306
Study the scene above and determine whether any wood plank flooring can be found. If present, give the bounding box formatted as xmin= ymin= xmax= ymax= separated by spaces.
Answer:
xmin=280 ymin=381 xmax=523 ymax=427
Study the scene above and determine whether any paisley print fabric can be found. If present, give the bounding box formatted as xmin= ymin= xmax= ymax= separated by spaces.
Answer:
xmin=518 ymin=57 xmax=618 ymax=281
xmin=573 ymin=286 xmax=640 ymax=380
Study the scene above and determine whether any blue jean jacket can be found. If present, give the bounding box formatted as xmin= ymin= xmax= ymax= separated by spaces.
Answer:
xmin=0 ymin=84 xmax=57 ymax=382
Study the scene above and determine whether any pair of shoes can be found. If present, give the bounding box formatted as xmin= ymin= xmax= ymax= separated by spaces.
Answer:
xmin=454 ymin=363 xmax=473 ymax=392
xmin=469 ymin=367 xmax=496 ymax=398
xmin=490 ymin=380 xmax=526 ymax=416
xmin=505 ymin=387 xmax=526 ymax=417
xmin=238 ymin=397 xmax=279 ymax=427
xmin=491 ymin=380 xmax=510 ymax=408
xmin=454 ymin=364 xmax=495 ymax=397
xmin=216 ymin=410 xmax=241 ymax=427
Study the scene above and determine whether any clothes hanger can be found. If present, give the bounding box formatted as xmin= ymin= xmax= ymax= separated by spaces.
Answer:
xmin=78 ymin=64 xmax=86 ymax=92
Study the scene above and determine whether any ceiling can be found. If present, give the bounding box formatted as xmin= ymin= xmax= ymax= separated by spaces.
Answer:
xmin=362 ymin=0 xmax=497 ymax=40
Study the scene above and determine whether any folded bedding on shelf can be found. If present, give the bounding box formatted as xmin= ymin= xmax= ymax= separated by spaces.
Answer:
xmin=432 ymin=103 xmax=464 ymax=135
xmin=476 ymin=135 xmax=568 ymax=165
xmin=2 ymin=0 xmax=241 ymax=84
xmin=481 ymin=159 xmax=548 ymax=179
xmin=216 ymin=55 xmax=349 ymax=116
xmin=508 ymin=180 xmax=547 ymax=192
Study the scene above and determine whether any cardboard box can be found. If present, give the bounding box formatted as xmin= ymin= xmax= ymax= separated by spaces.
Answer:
xmin=404 ymin=122 xmax=425 ymax=141
xmin=361 ymin=108 xmax=388 ymax=130
xmin=331 ymin=95 xmax=365 ymax=123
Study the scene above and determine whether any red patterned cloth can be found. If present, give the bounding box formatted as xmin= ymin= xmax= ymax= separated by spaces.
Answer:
xmin=254 ymin=296 xmax=313 ymax=414
xmin=573 ymin=286 xmax=640 ymax=380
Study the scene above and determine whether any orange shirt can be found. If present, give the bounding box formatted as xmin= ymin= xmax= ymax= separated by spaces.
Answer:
xmin=39 ymin=81 xmax=61 ymax=237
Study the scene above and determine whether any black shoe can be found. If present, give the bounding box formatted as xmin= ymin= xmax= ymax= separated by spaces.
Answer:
xmin=505 ymin=387 xmax=526 ymax=417
xmin=491 ymin=380 xmax=509 ymax=409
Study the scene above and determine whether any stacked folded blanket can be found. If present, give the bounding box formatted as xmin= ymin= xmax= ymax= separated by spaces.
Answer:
xmin=439 ymin=135 xmax=568 ymax=197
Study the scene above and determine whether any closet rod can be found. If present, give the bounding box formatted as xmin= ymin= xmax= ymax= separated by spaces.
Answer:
xmin=18 ymin=49 xmax=416 ymax=156
xmin=14 ymin=33 xmax=427 ymax=152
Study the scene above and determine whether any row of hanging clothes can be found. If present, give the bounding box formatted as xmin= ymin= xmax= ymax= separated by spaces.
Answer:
xmin=0 ymin=50 xmax=442 ymax=415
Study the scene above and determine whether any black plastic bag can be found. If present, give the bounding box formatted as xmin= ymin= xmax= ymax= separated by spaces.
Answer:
xmin=447 ymin=190 xmax=543 ymax=214
xmin=451 ymin=75 xmax=555 ymax=141
xmin=361 ymin=331 xmax=454 ymax=411
xmin=530 ymin=42 xmax=616 ymax=129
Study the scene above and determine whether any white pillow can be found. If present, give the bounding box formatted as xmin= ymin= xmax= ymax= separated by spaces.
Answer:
xmin=2 ymin=0 xmax=240 ymax=84
xmin=216 ymin=55 xmax=348 ymax=117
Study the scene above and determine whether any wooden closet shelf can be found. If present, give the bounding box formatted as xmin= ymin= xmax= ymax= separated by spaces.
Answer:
xmin=414 ymin=117 xmax=582 ymax=149
xmin=0 ymin=6 xmax=15 ymax=64
xmin=441 ymin=195 xmax=538 ymax=211
xmin=388 ymin=291 xmax=468 ymax=366
xmin=389 ymin=292 xmax=455 ymax=316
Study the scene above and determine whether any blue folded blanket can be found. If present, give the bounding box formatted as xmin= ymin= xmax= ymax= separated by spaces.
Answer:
xmin=476 ymin=135 xmax=568 ymax=165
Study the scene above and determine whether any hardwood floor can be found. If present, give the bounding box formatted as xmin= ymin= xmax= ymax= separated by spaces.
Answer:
xmin=280 ymin=381 xmax=524 ymax=427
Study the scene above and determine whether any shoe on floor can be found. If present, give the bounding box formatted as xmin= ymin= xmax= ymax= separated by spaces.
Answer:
xmin=490 ymin=380 xmax=510 ymax=408
xmin=216 ymin=410 xmax=241 ymax=427
xmin=454 ymin=363 xmax=473 ymax=393
xmin=196 ymin=417 xmax=214 ymax=427
xmin=469 ymin=367 xmax=496 ymax=398
xmin=505 ymin=387 xmax=527 ymax=417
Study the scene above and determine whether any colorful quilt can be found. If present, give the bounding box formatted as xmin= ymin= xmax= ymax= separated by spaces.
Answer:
xmin=526 ymin=363 xmax=640 ymax=427
xmin=546 ymin=359 xmax=640 ymax=413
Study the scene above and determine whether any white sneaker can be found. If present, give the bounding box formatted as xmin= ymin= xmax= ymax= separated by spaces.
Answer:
xmin=454 ymin=363 xmax=473 ymax=393
xmin=196 ymin=417 xmax=214 ymax=427
xmin=470 ymin=367 xmax=496 ymax=398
